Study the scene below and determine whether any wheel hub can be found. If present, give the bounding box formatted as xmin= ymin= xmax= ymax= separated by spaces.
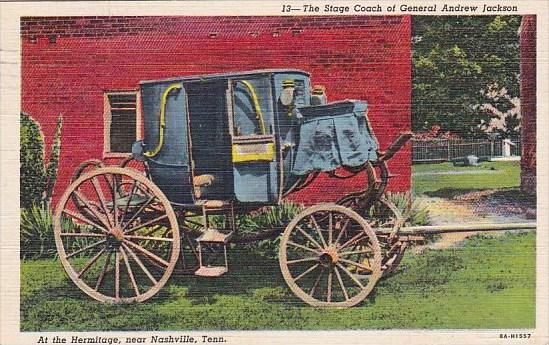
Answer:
xmin=107 ymin=227 xmax=125 ymax=246
xmin=318 ymin=247 xmax=339 ymax=267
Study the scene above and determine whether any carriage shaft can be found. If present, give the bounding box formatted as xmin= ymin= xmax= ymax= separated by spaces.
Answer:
xmin=379 ymin=222 xmax=536 ymax=236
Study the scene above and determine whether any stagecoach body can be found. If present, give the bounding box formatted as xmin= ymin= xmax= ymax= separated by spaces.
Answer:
xmin=134 ymin=69 xmax=378 ymax=205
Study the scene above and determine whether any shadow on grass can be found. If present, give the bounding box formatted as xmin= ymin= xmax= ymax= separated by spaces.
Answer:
xmin=158 ymin=247 xmax=295 ymax=305
xmin=424 ymin=188 xmax=485 ymax=199
xmin=480 ymin=188 xmax=536 ymax=206
xmin=424 ymin=187 xmax=536 ymax=205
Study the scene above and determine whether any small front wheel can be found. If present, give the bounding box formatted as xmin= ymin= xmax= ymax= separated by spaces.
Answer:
xmin=279 ymin=204 xmax=382 ymax=307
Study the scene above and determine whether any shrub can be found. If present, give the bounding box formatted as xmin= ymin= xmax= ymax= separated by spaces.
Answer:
xmin=20 ymin=112 xmax=64 ymax=259
xmin=20 ymin=203 xmax=82 ymax=260
xmin=234 ymin=201 xmax=304 ymax=259
xmin=384 ymin=191 xmax=431 ymax=226
xmin=20 ymin=203 xmax=57 ymax=259
xmin=44 ymin=116 xmax=63 ymax=204
xmin=20 ymin=112 xmax=63 ymax=208
xmin=20 ymin=112 xmax=46 ymax=209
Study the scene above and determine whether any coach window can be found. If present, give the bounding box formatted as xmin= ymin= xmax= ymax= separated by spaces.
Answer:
xmin=232 ymin=77 xmax=274 ymax=137
xmin=103 ymin=91 xmax=141 ymax=156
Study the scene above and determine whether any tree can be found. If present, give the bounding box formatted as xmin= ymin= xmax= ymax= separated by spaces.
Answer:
xmin=412 ymin=16 xmax=521 ymax=138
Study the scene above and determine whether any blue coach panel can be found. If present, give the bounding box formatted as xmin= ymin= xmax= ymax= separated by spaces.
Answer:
xmin=140 ymin=81 xmax=194 ymax=204
xmin=272 ymin=72 xmax=311 ymax=192
xmin=291 ymin=101 xmax=378 ymax=175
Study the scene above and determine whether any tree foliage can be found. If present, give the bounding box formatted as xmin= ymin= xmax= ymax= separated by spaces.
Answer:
xmin=412 ymin=16 xmax=521 ymax=138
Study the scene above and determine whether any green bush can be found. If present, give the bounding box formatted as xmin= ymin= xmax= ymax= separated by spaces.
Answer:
xmin=384 ymin=191 xmax=431 ymax=226
xmin=235 ymin=201 xmax=304 ymax=259
xmin=44 ymin=116 xmax=63 ymax=204
xmin=20 ymin=203 xmax=57 ymax=260
xmin=20 ymin=203 xmax=82 ymax=260
xmin=20 ymin=112 xmax=63 ymax=208
xmin=20 ymin=112 xmax=64 ymax=259
xmin=20 ymin=112 xmax=46 ymax=209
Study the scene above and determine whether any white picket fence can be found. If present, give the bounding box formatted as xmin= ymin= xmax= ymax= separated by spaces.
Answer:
xmin=412 ymin=138 xmax=521 ymax=163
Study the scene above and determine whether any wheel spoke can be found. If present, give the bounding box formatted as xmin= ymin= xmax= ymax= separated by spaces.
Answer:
xmin=327 ymin=271 xmax=332 ymax=302
xmin=295 ymin=225 xmax=323 ymax=249
xmin=120 ymin=195 xmax=155 ymax=232
xmin=309 ymin=215 xmax=327 ymax=248
xmin=124 ymin=214 xmax=169 ymax=235
xmin=328 ymin=212 xmax=333 ymax=246
xmin=109 ymin=174 xmax=119 ymax=227
xmin=338 ymin=231 xmax=367 ymax=251
xmin=121 ymin=243 xmax=158 ymax=285
xmin=94 ymin=251 xmax=112 ymax=291
xmin=339 ymin=258 xmax=373 ymax=274
xmin=120 ymin=180 xmax=138 ymax=225
xmin=293 ymin=263 xmax=319 ymax=282
xmin=91 ymin=177 xmax=114 ymax=228
xmin=309 ymin=269 xmax=324 ymax=297
xmin=65 ymin=239 xmax=107 ymax=259
xmin=338 ymin=248 xmax=373 ymax=257
xmin=334 ymin=266 xmax=349 ymax=301
xmin=124 ymin=239 xmax=169 ymax=267
xmin=73 ymin=191 xmax=111 ymax=230
xmin=336 ymin=263 xmax=364 ymax=289
xmin=120 ymin=246 xmax=140 ymax=297
xmin=287 ymin=257 xmax=318 ymax=265
xmin=334 ymin=218 xmax=350 ymax=246
xmin=60 ymin=232 xmax=106 ymax=238
xmin=115 ymin=250 xmax=120 ymax=299
xmin=62 ymin=209 xmax=109 ymax=234
xmin=77 ymin=248 xmax=106 ymax=278
xmin=286 ymin=241 xmax=321 ymax=255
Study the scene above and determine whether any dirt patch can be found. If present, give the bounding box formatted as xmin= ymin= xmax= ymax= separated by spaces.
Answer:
xmin=453 ymin=188 xmax=536 ymax=220
xmin=411 ymin=188 xmax=536 ymax=252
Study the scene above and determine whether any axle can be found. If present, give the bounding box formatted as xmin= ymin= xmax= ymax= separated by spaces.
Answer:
xmin=376 ymin=222 xmax=536 ymax=236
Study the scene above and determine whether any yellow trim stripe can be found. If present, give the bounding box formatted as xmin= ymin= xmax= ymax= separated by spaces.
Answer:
xmin=232 ymin=142 xmax=275 ymax=163
xmin=238 ymin=80 xmax=267 ymax=135
xmin=144 ymin=83 xmax=182 ymax=158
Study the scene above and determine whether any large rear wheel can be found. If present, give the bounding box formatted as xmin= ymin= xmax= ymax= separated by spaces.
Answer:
xmin=53 ymin=167 xmax=180 ymax=303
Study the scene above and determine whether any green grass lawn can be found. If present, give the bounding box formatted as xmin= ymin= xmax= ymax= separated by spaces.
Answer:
xmin=20 ymin=231 xmax=535 ymax=331
xmin=412 ymin=161 xmax=520 ymax=196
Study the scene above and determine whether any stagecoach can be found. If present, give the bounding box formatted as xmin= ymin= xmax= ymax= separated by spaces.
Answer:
xmin=53 ymin=69 xmax=535 ymax=307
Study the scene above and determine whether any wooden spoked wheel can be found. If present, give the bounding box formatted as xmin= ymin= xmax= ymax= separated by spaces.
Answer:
xmin=279 ymin=204 xmax=382 ymax=307
xmin=53 ymin=167 xmax=180 ymax=303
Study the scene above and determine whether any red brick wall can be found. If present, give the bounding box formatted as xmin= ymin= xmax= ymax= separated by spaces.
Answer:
xmin=520 ymin=15 xmax=536 ymax=195
xmin=21 ymin=16 xmax=412 ymax=205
